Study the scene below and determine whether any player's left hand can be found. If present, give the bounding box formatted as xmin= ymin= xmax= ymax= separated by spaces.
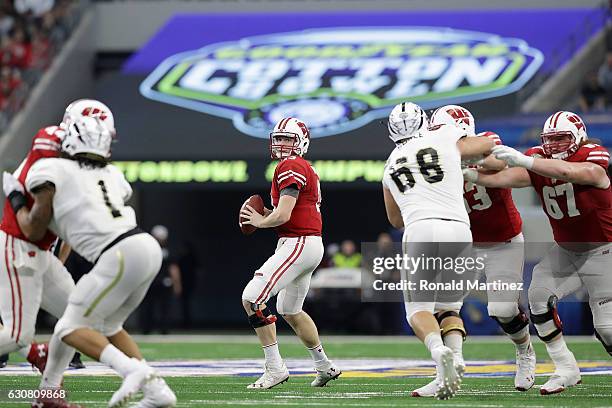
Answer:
xmin=240 ymin=204 xmax=265 ymax=228
xmin=2 ymin=171 xmax=24 ymax=197
xmin=492 ymin=145 xmax=534 ymax=169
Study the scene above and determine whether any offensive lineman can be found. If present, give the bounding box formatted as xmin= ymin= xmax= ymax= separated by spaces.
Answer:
xmin=239 ymin=117 xmax=341 ymax=389
xmin=382 ymin=102 xmax=494 ymax=399
xmin=0 ymin=125 xmax=76 ymax=376
xmin=464 ymin=111 xmax=612 ymax=394
xmin=424 ymin=105 xmax=536 ymax=395
xmin=4 ymin=99 xmax=176 ymax=407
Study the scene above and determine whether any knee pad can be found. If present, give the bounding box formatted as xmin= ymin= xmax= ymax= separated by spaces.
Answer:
xmin=434 ymin=311 xmax=466 ymax=340
xmin=492 ymin=306 xmax=529 ymax=335
xmin=242 ymin=276 xmax=268 ymax=304
xmin=530 ymin=295 xmax=562 ymax=342
xmin=53 ymin=306 xmax=92 ymax=340
xmin=594 ymin=326 xmax=612 ymax=357
xmin=487 ymin=302 xmax=519 ymax=320
xmin=247 ymin=304 xmax=277 ymax=328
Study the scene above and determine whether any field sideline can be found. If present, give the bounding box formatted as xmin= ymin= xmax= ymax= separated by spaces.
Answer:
xmin=0 ymin=335 xmax=610 ymax=407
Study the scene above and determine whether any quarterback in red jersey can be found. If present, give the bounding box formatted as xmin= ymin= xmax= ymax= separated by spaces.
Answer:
xmin=464 ymin=111 xmax=612 ymax=395
xmin=427 ymin=105 xmax=535 ymax=396
xmin=240 ymin=117 xmax=340 ymax=390
xmin=0 ymin=126 xmax=76 ymax=377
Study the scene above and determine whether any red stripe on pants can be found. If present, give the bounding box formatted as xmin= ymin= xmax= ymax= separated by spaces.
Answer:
xmin=255 ymin=237 xmax=304 ymax=304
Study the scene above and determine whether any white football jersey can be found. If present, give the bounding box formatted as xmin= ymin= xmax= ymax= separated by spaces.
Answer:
xmin=382 ymin=124 xmax=470 ymax=228
xmin=25 ymin=157 xmax=136 ymax=263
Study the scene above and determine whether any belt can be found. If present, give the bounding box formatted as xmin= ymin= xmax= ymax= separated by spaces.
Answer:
xmin=96 ymin=227 xmax=144 ymax=263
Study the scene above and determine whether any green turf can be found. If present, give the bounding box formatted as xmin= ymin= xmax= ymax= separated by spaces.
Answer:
xmin=134 ymin=339 xmax=611 ymax=361
xmin=1 ymin=375 xmax=611 ymax=407
xmin=1 ymin=339 xmax=610 ymax=407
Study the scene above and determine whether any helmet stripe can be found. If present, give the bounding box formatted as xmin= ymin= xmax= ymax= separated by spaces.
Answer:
xmin=551 ymin=111 xmax=563 ymax=128
xmin=279 ymin=117 xmax=292 ymax=131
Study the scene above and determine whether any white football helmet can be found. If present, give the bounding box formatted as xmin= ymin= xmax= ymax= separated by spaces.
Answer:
xmin=269 ymin=117 xmax=310 ymax=159
xmin=387 ymin=102 xmax=428 ymax=143
xmin=430 ymin=104 xmax=475 ymax=136
xmin=541 ymin=111 xmax=587 ymax=159
xmin=61 ymin=99 xmax=116 ymax=159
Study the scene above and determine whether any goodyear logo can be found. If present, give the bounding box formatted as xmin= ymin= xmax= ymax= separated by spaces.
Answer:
xmin=140 ymin=27 xmax=543 ymax=138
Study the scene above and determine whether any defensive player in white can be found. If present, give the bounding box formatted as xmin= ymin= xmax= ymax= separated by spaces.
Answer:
xmin=421 ymin=105 xmax=536 ymax=395
xmin=3 ymin=99 xmax=176 ymax=408
xmin=382 ymin=102 xmax=494 ymax=399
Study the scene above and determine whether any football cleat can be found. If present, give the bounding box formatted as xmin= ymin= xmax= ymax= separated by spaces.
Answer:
xmin=311 ymin=362 xmax=341 ymax=387
xmin=432 ymin=346 xmax=463 ymax=400
xmin=411 ymin=377 xmax=438 ymax=397
xmin=515 ymin=343 xmax=536 ymax=391
xmin=247 ymin=362 xmax=289 ymax=390
xmin=108 ymin=360 xmax=155 ymax=408
xmin=69 ymin=353 xmax=85 ymax=370
xmin=540 ymin=368 xmax=581 ymax=395
xmin=31 ymin=395 xmax=83 ymax=408
xmin=132 ymin=376 xmax=177 ymax=407
xmin=0 ymin=353 xmax=7 ymax=368
xmin=27 ymin=343 xmax=48 ymax=374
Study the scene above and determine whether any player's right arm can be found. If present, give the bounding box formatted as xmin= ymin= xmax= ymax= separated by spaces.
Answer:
xmin=463 ymin=167 xmax=532 ymax=188
xmin=383 ymin=187 xmax=404 ymax=229
xmin=457 ymin=136 xmax=495 ymax=161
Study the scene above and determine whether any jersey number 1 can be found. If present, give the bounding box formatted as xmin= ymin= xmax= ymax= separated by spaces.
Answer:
xmin=98 ymin=180 xmax=122 ymax=218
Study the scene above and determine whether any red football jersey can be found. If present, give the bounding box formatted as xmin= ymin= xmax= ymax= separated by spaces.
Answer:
xmin=0 ymin=126 xmax=63 ymax=250
xmin=271 ymin=156 xmax=322 ymax=238
xmin=525 ymin=143 xmax=612 ymax=243
xmin=464 ymin=132 xmax=523 ymax=242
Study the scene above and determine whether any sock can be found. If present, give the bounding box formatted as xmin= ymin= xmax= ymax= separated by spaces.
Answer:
xmin=99 ymin=344 xmax=142 ymax=378
xmin=424 ymin=332 xmax=444 ymax=354
xmin=262 ymin=342 xmax=283 ymax=368
xmin=545 ymin=337 xmax=576 ymax=369
xmin=443 ymin=333 xmax=464 ymax=365
xmin=307 ymin=344 xmax=330 ymax=369
xmin=39 ymin=335 xmax=75 ymax=389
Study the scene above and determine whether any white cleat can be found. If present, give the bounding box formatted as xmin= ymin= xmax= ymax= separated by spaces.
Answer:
xmin=540 ymin=368 xmax=581 ymax=395
xmin=515 ymin=343 xmax=536 ymax=391
xmin=311 ymin=362 xmax=342 ymax=387
xmin=433 ymin=347 xmax=463 ymax=400
xmin=109 ymin=360 xmax=155 ymax=408
xmin=247 ymin=362 xmax=289 ymax=390
xmin=132 ymin=376 xmax=177 ymax=407
xmin=411 ymin=377 xmax=438 ymax=397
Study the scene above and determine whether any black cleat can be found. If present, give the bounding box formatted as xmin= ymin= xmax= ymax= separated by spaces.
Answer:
xmin=69 ymin=352 xmax=85 ymax=369
xmin=0 ymin=354 xmax=8 ymax=368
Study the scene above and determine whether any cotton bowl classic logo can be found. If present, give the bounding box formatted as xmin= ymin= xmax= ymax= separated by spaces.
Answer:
xmin=140 ymin=27 xmax=543 ymax=138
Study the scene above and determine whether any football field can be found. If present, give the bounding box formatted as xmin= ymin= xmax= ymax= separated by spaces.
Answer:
xmin=1 ymin=335 xmax=610 ymax=407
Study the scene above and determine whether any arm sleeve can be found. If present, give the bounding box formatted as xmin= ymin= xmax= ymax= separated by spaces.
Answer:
xmin=25 ymin=159 xmax=59 ymax=193
xmin=276 ymin=160 xmax=308 ymax=191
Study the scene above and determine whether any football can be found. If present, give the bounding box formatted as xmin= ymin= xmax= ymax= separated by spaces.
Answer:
xmin=239 ymin=194 xmax=265 ymax=235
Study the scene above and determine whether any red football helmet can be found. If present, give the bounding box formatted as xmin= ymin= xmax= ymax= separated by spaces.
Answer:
xmin=269 ymin=117 xmax=310 ymax=159
xmin=541 ymin=111 xmax=587 ymax=159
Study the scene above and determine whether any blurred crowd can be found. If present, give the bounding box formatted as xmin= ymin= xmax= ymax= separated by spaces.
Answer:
xmin=579 ymin=26 xmax=612 ymax=112
xmin=0 ymin=0 xmax=81 ymax=131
